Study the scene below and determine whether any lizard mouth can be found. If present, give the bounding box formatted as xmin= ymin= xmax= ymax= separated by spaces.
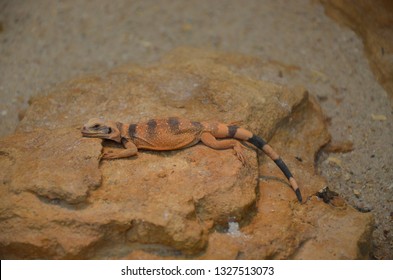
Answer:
xmin=81 ymin=131 xmax=101 ymax=137
xmin=81 ymin=127 xmax=112 ymax=138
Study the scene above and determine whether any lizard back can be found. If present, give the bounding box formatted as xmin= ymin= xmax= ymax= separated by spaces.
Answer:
xmin=128 ymin=117 xmax=204 ymax=150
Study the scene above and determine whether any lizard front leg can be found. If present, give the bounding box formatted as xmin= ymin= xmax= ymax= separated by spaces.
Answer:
xmin=101 ymin=139 xmax=138 ymax=160
xmin=200 ymin=132 xmax=246 ymax=165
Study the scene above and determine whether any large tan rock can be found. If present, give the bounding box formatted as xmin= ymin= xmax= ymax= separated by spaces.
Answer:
xmin=0 ymin=48 xmax=372 ymax=259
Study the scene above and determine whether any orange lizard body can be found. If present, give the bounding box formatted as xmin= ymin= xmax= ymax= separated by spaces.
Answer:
xmin=82 ymin=117 xmax=302 ymax=202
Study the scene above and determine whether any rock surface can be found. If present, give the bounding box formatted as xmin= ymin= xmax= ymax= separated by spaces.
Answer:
xmin=0 ymin=48 xmax=373 ymax=259
xmin=320 ymin=0 xmax=393 ymax=102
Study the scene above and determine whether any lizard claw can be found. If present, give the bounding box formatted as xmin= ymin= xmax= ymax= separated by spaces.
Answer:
xmin=233 ymin=144 xmax=246 ymax=166
xmin=101 ymin=149 xmax=117 ymax=160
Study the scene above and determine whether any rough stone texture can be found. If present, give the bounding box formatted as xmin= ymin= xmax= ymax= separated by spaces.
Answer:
xmin=0 ymin=48 xmax=373 ymax=259
xmin=320 ymin=0 xmax=393 ymax=102
xmin=0 ymin=128 xmax=102 ymax=204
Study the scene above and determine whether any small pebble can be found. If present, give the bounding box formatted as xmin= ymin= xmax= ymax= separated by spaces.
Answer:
xmin=371 ymin=114 xmax=387 ymax=121
xmin=343 ymin=173 xmax=351 ymax=181
xmin=326 ymin=156 xmax=342 ymax=167
xmin=181 ymin=23 xmax=193 ymax=32
xmin=140 ymin=40 xmax=152 ymax=48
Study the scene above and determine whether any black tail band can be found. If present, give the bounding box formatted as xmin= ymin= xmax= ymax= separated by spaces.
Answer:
xmin=228 ymin=125 xmax=239 ymax=138
xmin=247 ymin=134 xmax=266 ymax=149
xmin=295 ymin=189 xmax=303 ymax=203
xmin=274 ymin=158 xmax=293 ymax=180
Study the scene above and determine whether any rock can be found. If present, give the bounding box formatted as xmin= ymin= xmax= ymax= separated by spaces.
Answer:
xmin=0 ymin=127 xmax=102 ymax=204
xmin=371 ymin=114 xmax=387 ymax=121
xmin=326 ymin=156 xmax=342 ymax=167
xmin=316 ymin=187 xmax=340 ymax=204
xmin=324 ymin=140 xmax=354 ymax=153
xmin=320 ymin=0 xmax=393 ymax=101
xmin=353 ymin=189 xmax=361 ymax=197
xmin=0 ymin=48 xmax=373 ymax=259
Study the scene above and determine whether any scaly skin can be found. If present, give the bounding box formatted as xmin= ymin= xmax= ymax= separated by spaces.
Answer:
xmin=81 ymin=117 xmax=302 ymax=202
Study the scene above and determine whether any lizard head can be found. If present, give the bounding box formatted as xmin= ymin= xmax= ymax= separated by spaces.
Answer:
xmin=81 ymin=118 xmax=122 ymax=142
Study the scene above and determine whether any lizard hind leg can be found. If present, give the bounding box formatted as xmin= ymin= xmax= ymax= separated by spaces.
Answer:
xmin=200 ymin=132 xmax=246 ymax=165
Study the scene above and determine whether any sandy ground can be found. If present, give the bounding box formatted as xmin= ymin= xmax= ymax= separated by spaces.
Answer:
xmin=0 ymin=0 xmax=392 ymax=259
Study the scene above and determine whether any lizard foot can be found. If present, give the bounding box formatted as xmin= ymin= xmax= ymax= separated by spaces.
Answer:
xmin=233 ymin=144 xmax=246 ymax=165
xmin=101 ymin=149 xmax=119 ymax=160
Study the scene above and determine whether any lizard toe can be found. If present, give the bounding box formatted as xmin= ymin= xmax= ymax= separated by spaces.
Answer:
xmin=233 ymin=145 xmax=246 ymax=166
xmin=102 ymin=150 xmax=116 ymax=159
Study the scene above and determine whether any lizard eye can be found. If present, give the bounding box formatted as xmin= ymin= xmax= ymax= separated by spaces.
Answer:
xmin=92 ymin=124 xmax=100 ymax=129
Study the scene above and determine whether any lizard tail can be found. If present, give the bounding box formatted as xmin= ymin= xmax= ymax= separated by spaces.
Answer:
xmin=226 ymin=125 xmax=302 ymax=203
xmin=246 ymin=134 xmax=302 ymax=203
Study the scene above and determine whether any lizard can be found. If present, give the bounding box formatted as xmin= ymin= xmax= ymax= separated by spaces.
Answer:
xmin=81 ymin=117 xmax=303 ymax=202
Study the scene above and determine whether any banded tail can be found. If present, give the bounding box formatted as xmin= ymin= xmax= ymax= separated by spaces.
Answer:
xmin=226 ymin=125 xmax=302 ymax=203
